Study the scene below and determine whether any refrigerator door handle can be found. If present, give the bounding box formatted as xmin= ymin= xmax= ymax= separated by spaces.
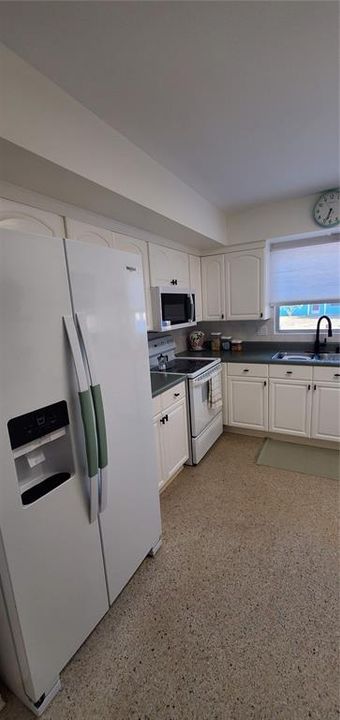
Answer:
xmin=63 ymin=316 xmax=99 ymax=523
xmin=76 ymin=313 xmax=109 ymax=513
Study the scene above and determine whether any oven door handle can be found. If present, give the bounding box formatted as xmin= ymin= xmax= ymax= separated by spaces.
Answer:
xmin=192 ymin=367 xmax=222 ymax=387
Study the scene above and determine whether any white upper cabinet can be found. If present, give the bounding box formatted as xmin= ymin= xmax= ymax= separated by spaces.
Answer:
xmin=113 ymin=233 xmax=152 ymax=330
xmin=0 ymin=199 xmax=64 ymax=236
xmin=201 ymin=255 xmax=226 ymax=321
xmin=311 ymin=383 xmax=340 ymax=442
xmin=149 ymin=244 xmax=189 ymax=288
xmin=64 ymin=218 xmax=114 ymax=247
xmin=225 ymin=248 xmax=269 ymax=320
xmin=189 ymin=255 xmax=202 ymax=322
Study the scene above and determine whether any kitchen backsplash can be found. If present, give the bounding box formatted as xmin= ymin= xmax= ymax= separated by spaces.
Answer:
xmin=170 ymin=314 xmax=336 ymax=353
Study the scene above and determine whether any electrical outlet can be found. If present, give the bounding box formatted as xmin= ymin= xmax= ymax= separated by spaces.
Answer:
xmin=257 ymin=325 xmax=268 ymax=336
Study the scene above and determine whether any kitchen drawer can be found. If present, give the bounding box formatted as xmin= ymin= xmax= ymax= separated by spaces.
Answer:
xmin=161 ymin=381 xmax=186 ymax=411
xmin=227 ymin=362 xmax=268 ymax=378
xmin=269 ymin=364 xmax=312 ymax=381
xmin=152 ymin=394 xmax=162 ymax=417
xmin=313 ymin=365 xmax=340 ymax=383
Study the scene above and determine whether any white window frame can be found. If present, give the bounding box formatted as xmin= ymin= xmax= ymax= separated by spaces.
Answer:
xmin=275 ymin=301 xmax=340 ymax=334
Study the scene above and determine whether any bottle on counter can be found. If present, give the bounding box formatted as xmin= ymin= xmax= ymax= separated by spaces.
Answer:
xmin=221 ymin=335 xmax=232 ymax=351
xmin=211 ymin=332 xmax=222 ymax=352
xmin=231 ymin=338 xmax=243 ymax=352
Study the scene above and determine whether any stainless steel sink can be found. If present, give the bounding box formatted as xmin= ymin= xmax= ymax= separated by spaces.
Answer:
xmin=272 ymin=352 xmax=315 ymax=361
xmin=316 ymin=353 xmax=340 ymax=362
xmin=272 ymin=351 xmax=340 ymax=363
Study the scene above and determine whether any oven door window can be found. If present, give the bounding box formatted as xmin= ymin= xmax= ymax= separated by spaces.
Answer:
xmin=161 ymin=293 xmax=193 ymax=324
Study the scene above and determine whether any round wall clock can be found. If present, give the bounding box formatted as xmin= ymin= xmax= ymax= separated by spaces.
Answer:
xmin=313 ymin=188 xmax=339 ymax=227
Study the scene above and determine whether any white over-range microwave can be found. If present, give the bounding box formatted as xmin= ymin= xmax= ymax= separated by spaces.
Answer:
xmin=151 ymin=286 xmax=197 ymax=332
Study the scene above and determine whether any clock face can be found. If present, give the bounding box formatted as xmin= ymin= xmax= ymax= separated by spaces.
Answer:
xmin=313 ymin=188 xmax=339 ymax=227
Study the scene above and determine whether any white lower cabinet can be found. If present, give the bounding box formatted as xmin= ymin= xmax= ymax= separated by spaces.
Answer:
xmin=160 ymin=401 xmax=189 ymax=483
xmin=223 ymin=362 xmax=340 ymax=443
xmin=222 ymin=364 xmax=228 ymax=425
xmin=152 ymin=382 xmax=189 ymax=490
xmin=153 ymin=412 xmax=164 ymax=487
xmin=228 ymin=376 xmax=268 ymax=431
xmin=311 ymin=383 xmax=340 ymax=441
xmin=269 ymin=380 xmax=312 ymax=437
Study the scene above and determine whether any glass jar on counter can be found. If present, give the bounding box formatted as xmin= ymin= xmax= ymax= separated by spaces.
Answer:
xmin=211 ymin=332 xmax=222 ymax=352
xmin=221 ymin=336 xmax=232 ymax=351
xmin=231 ymin=338 xmax=243 ymax=352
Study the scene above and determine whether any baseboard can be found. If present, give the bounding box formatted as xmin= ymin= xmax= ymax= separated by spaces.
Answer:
xmin=223 ymin=426 xmax=340 ymax=450
xmin=159 ymin=465 xmax=185 ymax=495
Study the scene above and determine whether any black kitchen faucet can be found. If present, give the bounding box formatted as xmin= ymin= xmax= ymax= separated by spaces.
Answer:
xmin=314 ymin=315 xmax=333 ymax=355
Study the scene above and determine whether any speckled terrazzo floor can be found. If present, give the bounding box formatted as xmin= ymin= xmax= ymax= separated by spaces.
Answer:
xmin=1 ymin=434 xmax=339 ymax=720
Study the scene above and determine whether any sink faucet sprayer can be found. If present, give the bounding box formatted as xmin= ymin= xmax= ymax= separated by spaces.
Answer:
xmin=314 ymin=315 xmax=333 ymax=356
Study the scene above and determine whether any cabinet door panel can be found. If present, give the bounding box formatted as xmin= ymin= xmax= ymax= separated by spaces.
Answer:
xmin=161 ymin=401 xmax=188 ymax=481
xmin=153 ymin=413 xmax=165 ymax=489
xmin=269 ymin=380 xmax=311 ymax=437
xmin=114 ymin=233 xmax=152 ymax=330
xmin=311 ymin=384 xmax=340 ymax=441
xmin=189 ymin=255 xmax=202 ymax=321
xmin=228 ymin=377 xmax=268 ymax=430
xmin=149 ymin=244 xmax=189 ymax=288
xmin=65 ymin=218 xmax=114 ymax=247
xmin=0 ymin=199 xmax=64 ymax=236
xmin=226 ymin=250 xmax=264 ymax=319
xmin=171 ymin=249 xmax=190 ymax=288
xmin=201 ymin=255 xmax=225 ymax=321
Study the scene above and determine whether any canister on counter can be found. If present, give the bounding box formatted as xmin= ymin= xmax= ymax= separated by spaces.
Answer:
xmin=211 ymin=332 xmax=222 ymax=352
xmin=231 ymin=338 xmax=243 ymax=352
xmin=221 ymin=336 xmax=232 ymax=351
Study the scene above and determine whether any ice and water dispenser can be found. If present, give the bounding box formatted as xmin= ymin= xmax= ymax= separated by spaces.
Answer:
xmin=8 ymin=401 xmax=74 ymax=506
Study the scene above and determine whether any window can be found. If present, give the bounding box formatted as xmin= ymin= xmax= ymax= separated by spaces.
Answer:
xmin=276 ymin=303 xmax=340 ymax=332
xmin=270 ymin=235 xmax=340 ymax=332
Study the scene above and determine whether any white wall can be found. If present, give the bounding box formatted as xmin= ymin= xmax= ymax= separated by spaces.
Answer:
xmin=225 ymin=194 xmax=320 ymax=246
xmin=0 ymin=43 xmax=227 ymax=247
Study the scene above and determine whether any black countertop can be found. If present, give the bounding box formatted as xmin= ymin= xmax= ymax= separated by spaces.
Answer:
xmin=150 ymin=372 xmax=186 ymax=398
xmin=177 ymin=342 xmax=340 ymax=367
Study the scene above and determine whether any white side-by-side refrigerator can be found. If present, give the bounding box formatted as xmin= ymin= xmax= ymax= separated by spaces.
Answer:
xmin=0 ymin=229 xmax=162 ymax=715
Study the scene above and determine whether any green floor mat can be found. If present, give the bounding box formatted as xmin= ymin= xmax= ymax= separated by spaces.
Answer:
xmin=257 ymin=438 xmax=340 ymax=481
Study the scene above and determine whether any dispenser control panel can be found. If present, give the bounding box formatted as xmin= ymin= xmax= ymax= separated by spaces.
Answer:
xmin=8 ymin=401 xmax=69 ymax=450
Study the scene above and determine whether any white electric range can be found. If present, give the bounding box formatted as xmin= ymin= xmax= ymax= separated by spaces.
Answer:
xmin=149 ymin=337 xmax=223 ymax=464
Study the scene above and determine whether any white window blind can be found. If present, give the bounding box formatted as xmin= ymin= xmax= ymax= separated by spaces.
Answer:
xmin=270 ymin=235 xmax=340 ymax=304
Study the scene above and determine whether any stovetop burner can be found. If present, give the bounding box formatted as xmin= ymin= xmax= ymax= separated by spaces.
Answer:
xmin=163 ymin=359 xmax=215 ymax=374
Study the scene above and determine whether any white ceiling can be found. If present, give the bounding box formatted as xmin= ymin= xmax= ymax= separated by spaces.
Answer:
xmin=0 ymin=1 xmax=339 ymax=211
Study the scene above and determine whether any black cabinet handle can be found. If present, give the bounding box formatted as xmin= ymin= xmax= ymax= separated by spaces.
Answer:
xmin=221 ymin=313 xmax=224 ymax=319
xmin=160 ymin=417 xmax=165 ymax=425
xmin=170 ymin=279 xmax=176 ymax=285
xmin=264 ymin=381 xmax=267 ymax=387
xmin=313 ymin=385 xmax=316 ymax=391
xmin=260 ymin=312 xmax=263 ymax=318
xmin=334 ymin=373 xmax=340 ymax=377
xmin=308 ymin=384 xmax=311 ymax=390
xmin=286 ymin=371 xmax=292 ymax=374
xmin=243 ymin=369 xmax=249 ymax=372
xmin=174 ymin=392 xmax=180 ymax=397
xmin=165 ymin=414 xmax=169 ymax=422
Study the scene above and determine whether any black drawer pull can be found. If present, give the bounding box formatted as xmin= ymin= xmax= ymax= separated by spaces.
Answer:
xmin=21 ymin=472 xmax=71 ymax=506
xmin=174 ymin=392 xmax=180 ymax=397
xmin=286 ymin=371 xmax=292 ymax=374
xmin=243 ymin=369 xmax=249 ymax=372
xmin=334 ymin=373 xmax=340 ymax=377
